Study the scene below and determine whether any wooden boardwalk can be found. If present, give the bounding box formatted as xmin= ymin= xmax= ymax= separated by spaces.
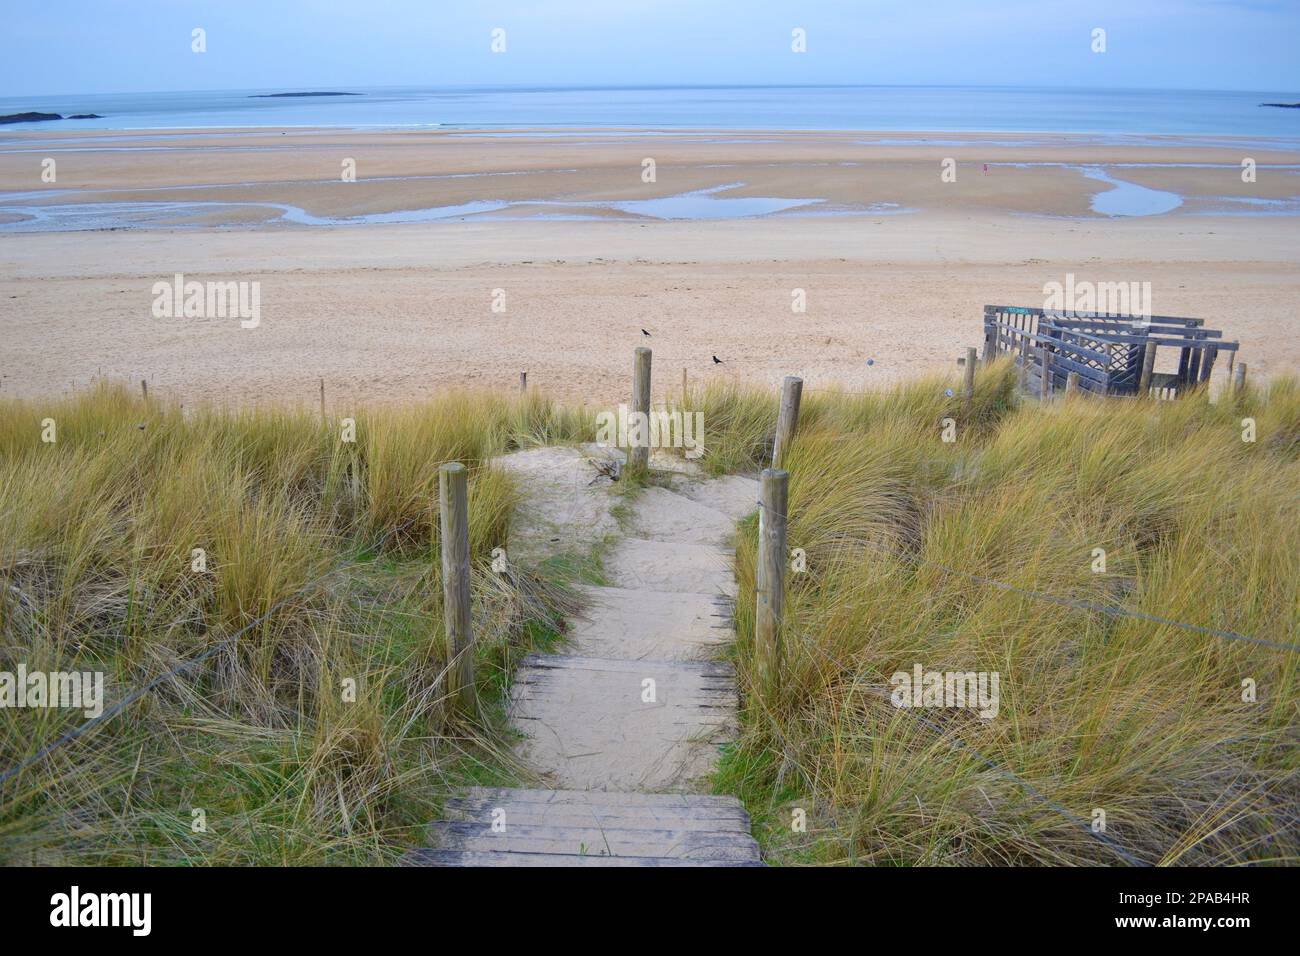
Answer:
xmin=411 ymin=454 xmax=762 ymax=866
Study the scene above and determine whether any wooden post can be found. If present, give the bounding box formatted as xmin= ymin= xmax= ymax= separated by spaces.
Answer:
xmin=439 ymin=462 xmax=476 ymax=717
xmin=631 ymin=347 xmax=652 ymax=471
xmin=319 ymin=378 xmax=326 ymax=422
xmin=1065 ymin=370 xmax=1079 ymax=397
xmin=1232 ymin=362 xmax=1247 ymax=396
xmin=1198 ymin=345 xmax=1218 ymax=386
xmin=1187 ymin=335 xmax=1204 ymax=384
xmin=681 ymin=367 xmax=688 ymax=405
xmin=1138 ymin=341 xmax=1157 ymax=397
xmin=772 ymin=376 xmax=803 ymax=469
xmin=756 ymin=468 xmax=788 ymax=700
xmin=982 ymin=325 xmax=997 ymax=364
xmin=349 ymin=440 xmax=362 ymax=508
xmin=519 ymin=371 xmax=527 ymax=393
xmin=962 ymin=347 xmax=977 ymax=416
xmin=1039 ymin=345 xmax=1052 ymax=402
xmin=140 ymin=379 xmax=148 ymax=402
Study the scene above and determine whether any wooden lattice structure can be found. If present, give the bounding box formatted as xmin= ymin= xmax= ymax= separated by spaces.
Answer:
xmin=983 ymin=305 xmax=1239 ymax=399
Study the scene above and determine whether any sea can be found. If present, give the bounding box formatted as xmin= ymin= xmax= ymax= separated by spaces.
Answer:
xmin=1 ymin=85 xmax=1298 ymax=138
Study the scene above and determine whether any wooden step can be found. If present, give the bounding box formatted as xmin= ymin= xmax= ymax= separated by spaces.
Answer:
xmin=405 ymin=849 xmax=762 ymax=867
xmin=405 ymin=788 xmax=762 ymax=867
xmin=567 ymin=585 xmax=733 ymax=661
xmin=603 ymin=538 xmax=736 ymax=596
xmin=628 ymin=486 xmax=738 ymax=546
xmin=664 ymin=474 xmax=760 ymax=523
xmin=510 ymin=655 xmax=738 ymax=791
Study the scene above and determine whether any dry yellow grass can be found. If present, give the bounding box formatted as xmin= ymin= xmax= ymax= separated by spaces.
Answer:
xmin=707 ymin=363 xmax=1299 ymax=865
xmin=1 ymin=370 xmax=1295 ymax=865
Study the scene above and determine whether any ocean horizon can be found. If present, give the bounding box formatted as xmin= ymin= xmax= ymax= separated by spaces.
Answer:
xmin=3 ymin=84 xmax=1299 ymax=137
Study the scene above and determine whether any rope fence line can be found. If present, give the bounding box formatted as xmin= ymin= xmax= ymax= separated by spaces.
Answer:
xmin=6 ymin=351 xmax=1289 ymax=865
xmin=754 ymin=470 xmax=1289 ymax=868
xmin=754 ymin=499 xmax=1297 ymax=654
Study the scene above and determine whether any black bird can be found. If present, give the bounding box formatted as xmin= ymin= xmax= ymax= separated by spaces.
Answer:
xmin=712 ymin=355 xmax=723 ymax=365
xmin=641 ymin=329 xmax=651 ymax=337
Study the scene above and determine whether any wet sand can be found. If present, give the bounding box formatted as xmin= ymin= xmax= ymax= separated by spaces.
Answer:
xmin=1 ymin=129 xmax=1297 ymax=406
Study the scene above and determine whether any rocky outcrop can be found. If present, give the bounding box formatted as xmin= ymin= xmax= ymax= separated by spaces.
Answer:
xmin=0 ymin=112 xmax=63 ymax=125
xmin=0 ymin=111 xmax=104 ymax=124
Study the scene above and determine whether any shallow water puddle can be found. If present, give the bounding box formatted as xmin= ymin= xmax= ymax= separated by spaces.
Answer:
xmin=0 ymin=182 xmax=849 ymax=231
xmin=1078 ymin=166 xmax=1184 ymax=217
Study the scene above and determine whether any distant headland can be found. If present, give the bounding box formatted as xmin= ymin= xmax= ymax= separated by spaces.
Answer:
xmin=248 ymin=92 xmax=362 ymax=98
xmin=1260 ymin=102 xmax=1300 ymax=109
xmin=0 ymin=111 xmax=103 ymax=125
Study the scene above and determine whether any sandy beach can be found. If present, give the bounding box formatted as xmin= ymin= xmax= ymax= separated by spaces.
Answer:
xmin=2 ymin=128 xmax=1298 ymax=407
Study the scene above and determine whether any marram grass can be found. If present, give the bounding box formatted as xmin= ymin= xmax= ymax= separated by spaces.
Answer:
xmin=708 ymin=361 xmax=1299 ymax=866
xmin=1 ymin=369 xmax=1296 ymax=866
xmin=0 ymin=384 xmax=588 ymax=865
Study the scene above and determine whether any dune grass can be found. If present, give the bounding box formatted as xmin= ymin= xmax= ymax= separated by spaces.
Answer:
xmin=0 ymin=384 xmax=590 ymax=864
xmin=697 ymin=362 xmax=1299 ymax=865
xmin=1 ymin=368 xmax=1296 ymax=866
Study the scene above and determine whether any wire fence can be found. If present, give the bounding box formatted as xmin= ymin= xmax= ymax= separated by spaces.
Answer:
xmin=753 ymin=491 xmax=1295 ymax=866
xmin=755 ymin=498 xmax=1297 ymax=654
xmin=3 ymin=416 xmax=1292 ymax=864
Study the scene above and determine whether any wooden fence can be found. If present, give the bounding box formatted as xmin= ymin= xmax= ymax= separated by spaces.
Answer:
xmin=983 ymin=305 xmax=1239 ymax=400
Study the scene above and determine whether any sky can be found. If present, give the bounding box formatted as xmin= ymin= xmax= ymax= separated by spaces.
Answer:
xmin=2 ymin=0 xmax=1297 ymax=97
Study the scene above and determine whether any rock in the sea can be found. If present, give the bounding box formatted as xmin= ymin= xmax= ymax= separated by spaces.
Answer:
xmin=0 ymin=112 xmax=63 ymax=125
xmin=1260 ymin=102 xmax=1300 ymax=109
xmin=67 ymin=113 xmax=103 ymax=119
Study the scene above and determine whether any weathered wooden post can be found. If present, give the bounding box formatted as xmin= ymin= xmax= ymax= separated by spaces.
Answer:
xmin=681 ymin=367 xmax=688 ymax=405
xmin=772 ymin=375 xmax=803 ymax=469
xmin=1232 ymin=362 xmax=1247 ymax=396
xmin=140 ymin=379 xmax=149 ymax=402
xmin=319 ymin=378 xmax=326 ymax=422
xmin=962 ymin=347 xmax=977 ymax=416
xmin=1138 ymin=341 xmax=1157 ymax=397
xmin=1039 ymin=345 xmax=1052 ymax=402
xmin=519 ymin=371 xmax=527 ymax=393
xmin=631 ymin=347 xmax=652 ymax=471
xmin=983 ymin=325 xmax=997 ymax=365
xmin=756 ymin=468 xmax=788 ymax=699
xmin=1176 ymin=322 xmax=1194 ymax=387
xmin=1187 ymin=336 xmax=1204 ymax=384
xmin=439 ymin=462 xmax=476 ymax=717
xmin=1198 ymin=345 xmax=1218 ymax=386
xmin=1065 ymin=370 xmax=1079 ymax=397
